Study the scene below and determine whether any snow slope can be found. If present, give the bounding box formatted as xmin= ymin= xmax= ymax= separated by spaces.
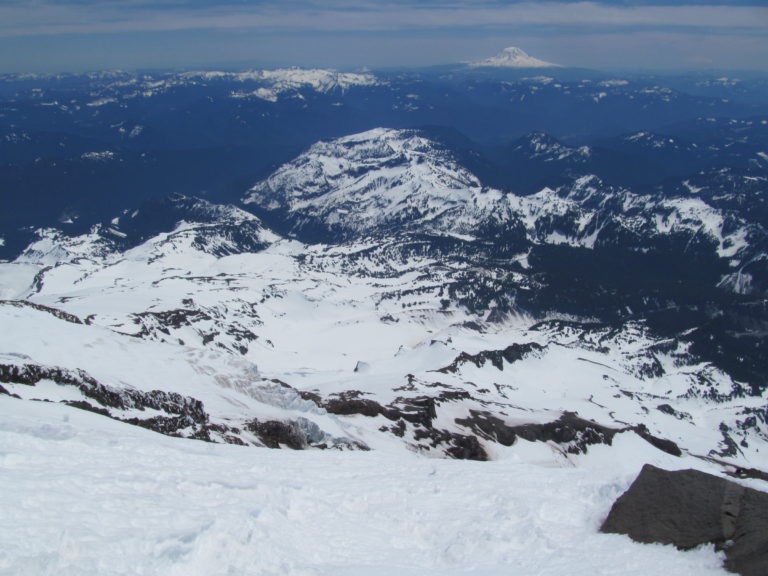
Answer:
xmin=1 ymin=199 xmax=764 ymax=464
xmin=2 ymin=127 xmax=767 ymax=575
xmin=0 ymin=397 xmax=734 ymax=576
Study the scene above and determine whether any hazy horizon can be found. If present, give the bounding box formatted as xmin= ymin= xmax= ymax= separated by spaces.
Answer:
xmin=0 ymin=1 xmax=766 ymax=74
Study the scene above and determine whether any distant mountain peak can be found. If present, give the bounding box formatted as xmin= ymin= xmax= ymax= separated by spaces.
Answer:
xmin=470 ymin=46 xmax=561 ymax=69
xmin=243 ymin=127 xmax=491 ymax=238
xmin=513 ymin=132 xmax=591 ymax=161
xmin=182 ymin=68 xmax=381 ymax=102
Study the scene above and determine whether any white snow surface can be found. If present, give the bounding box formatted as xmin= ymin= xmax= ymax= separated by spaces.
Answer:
xmin=0 ymin=398 xmax=734 ymax=576
xmin=2 ymin=128 xmax=767 ymax=575
xmin=1 ymin=209 xmax=765 ymax=463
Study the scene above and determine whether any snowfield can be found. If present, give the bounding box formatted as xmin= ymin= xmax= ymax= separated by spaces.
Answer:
xmin=1 ymin=126 xmax=767 ymax=575
xmin=0 ymin=398 xmax=732 ymax=576
xmin=2 ymin=218 xmax=764 ymax=462
xmin=0 ymin=217 xmax=763 ymax=574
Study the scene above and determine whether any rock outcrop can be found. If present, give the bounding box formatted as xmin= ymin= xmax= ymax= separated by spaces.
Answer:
xmin=601 ymin=464 xmax=768 ymax=576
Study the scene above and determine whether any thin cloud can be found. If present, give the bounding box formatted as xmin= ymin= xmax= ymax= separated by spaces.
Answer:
xmin=1 ymin=1 xmax=765 ymax=72
xmin=0 ymin=2 xmax=766 ymax=37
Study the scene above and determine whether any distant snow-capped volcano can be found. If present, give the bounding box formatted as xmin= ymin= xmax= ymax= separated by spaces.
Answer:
xmin=471 ymin=46 xmax=561 ymax=68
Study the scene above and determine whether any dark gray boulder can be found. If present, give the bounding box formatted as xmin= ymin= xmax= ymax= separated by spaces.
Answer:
xmin=600 ymin=464 xmax=768 ymax=576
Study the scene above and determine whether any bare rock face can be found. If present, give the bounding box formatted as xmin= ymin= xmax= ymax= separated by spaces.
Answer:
xmin=600 ymin=464 xmax=768 ymax=576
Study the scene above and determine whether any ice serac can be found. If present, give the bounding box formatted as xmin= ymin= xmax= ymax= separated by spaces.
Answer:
xmin=470 ymin=46 xmax=561 ymax=68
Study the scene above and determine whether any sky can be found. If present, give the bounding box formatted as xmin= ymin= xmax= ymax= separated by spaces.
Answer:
xmin=0 ymin=1 xmax=766 ymax=73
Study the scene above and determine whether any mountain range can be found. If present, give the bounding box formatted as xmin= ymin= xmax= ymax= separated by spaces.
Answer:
xmin=1 ymin=61 xmax=767 ymax=575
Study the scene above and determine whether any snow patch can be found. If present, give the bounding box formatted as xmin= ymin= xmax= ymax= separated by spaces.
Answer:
xmin=81 ymin=151 xmax=116 ymax=162
xmin=683 ymin=180 xmax=703 ymax=194
xmin=86 ymin=97 xmax=117 ymax=107
xmin=598 ymin=79 xmax=629 ymax=87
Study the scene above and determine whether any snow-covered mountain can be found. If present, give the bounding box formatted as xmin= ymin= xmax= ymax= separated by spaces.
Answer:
xmin=3 ymin=66 xmax=763 ymax=268
xmin=244 ymin=128 xmax=761 ymax=282
xmin=194 ymin=68 xmax=381 ymax=102
xmin=2 ymin=127 xmax=766 ymax=461
xmin=81 ymin=67 xmax=382 ymax=103
xmin=244 ymin=128 xmax=516 ymax=239
xmin=2 ymin=203 xmax=764 ymax=461
xmin=470 ymin=46 xmax=561 ymax=68
xmin=2 ymin=121 xmax=767 ymax=574
xmin=511 ymin=132 xmax=591 ymax=162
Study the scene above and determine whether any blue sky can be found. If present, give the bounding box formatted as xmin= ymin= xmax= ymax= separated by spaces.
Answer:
xmin=0 ymin=1 xmax=766 ymax=73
